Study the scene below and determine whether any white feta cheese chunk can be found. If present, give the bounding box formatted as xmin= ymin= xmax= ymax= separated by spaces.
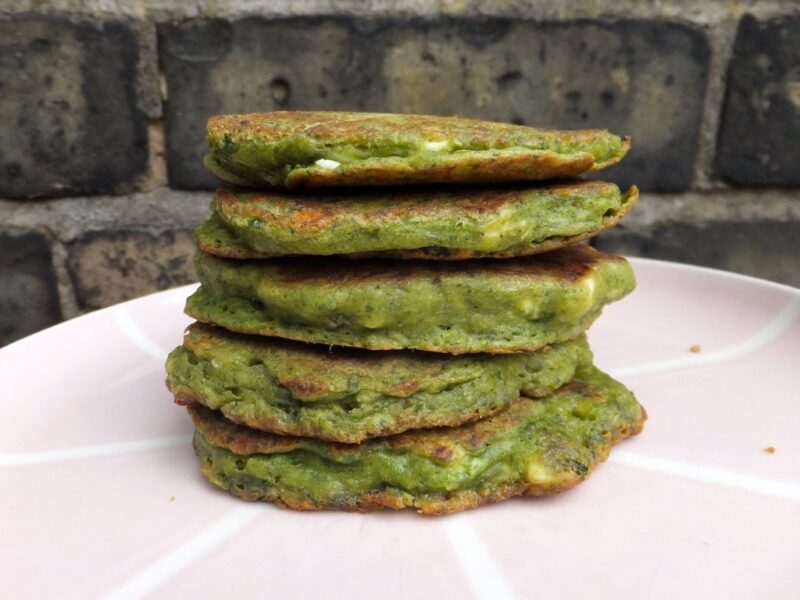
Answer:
xmin=314 ymin=158 xmax=341 ymax=169
xmin=422 ymin=140 xmax=448 ymax=151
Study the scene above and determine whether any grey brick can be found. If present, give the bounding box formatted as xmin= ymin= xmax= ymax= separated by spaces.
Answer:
xmin=380 ymin=18 xmax=710 ymax=192
xmin=67 ymin=230 xmax=197 ymax=310
xmin=0 ymin=230 xmax=62 ymax=346
xmin=158 ymin=17 xmax=382 ymax=188
xmin=0 ymin=16 xmax=148 ymax=199
xmin=160 ymin=17 xmax=710 ymax=192
xmin=716 ymin=15 xmax=800 ymax=186
xmin=592 ymin=222 xmax=800 ymax=287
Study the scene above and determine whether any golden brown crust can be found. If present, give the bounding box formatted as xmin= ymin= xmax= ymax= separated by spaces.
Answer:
xmin=176 ymin=392 xmax=505 ymax=444
xmin=206 ymin=112 xmax=630 ymax=187
xmin=207 ymin=111 xmax=616 ymax=149
xmin=215 ymin=180 xmax=615 ymax=230
xmin=250 ymin=244 xmax=620 ymax=286
xmin=199 ymin=184 xmax=638 ymax=261
xmin=189 ymin=378 xmax=646 ymax=462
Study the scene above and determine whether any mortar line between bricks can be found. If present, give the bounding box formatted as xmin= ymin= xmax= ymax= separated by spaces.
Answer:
xmin=1 ymin=1 xmax=799 ymax=22
xmin=49 ymin=239 xmax=81 ymax=320
xmin=691 ymin=17 xmax=740 ymax=190
xmin=0 ymin=190 xmax=211 ymax=241
xmin=134 ymin=119 xmax=169 ymax=192
xmin=131 ymin=18 xmax=163 ymax=120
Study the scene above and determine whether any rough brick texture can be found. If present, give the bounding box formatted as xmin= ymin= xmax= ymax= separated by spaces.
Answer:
xmin=67 ymin=230 xmax=197 ymax=310
xmin=593 ymin=221 xmax=800 ymax=287
xmin=0 ymin=16 xmax=148 ymax=199
xmin=716 ymin=14 xmax=800 ymax=185
xmin=0 ymin=230 xmax=62 ymax=345
xmin=159 ymin=17 xmax=709 ymax=191
xmin=158 ymin=18 xmax=382 ymax=188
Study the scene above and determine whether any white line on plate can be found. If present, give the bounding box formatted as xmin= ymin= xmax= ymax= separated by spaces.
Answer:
xmin=609 ymin=296 xmax=800 ymax=379
xmin=102 ymin=504 xmax=267 ymax=600
xmin=111 ymin=305 xmax=170 ymax=361
xmin=0 ymin=434 xmax=193 ymax=466
xmin=441 ymin=512 xmax=516 ymax=600
xmin=609 ymin=450 xmax=800 ymax=502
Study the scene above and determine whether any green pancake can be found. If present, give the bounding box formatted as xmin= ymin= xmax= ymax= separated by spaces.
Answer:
xmin=197 ymin=181 xmax=638 ymax=260
xmin=166 ymin=323 xmax=592 ymax=443
xmin=205 ymin=111 xmax=630 ymax=188
xmin=189 ymin=365 xmax=646 ymax=514
xmin=186 ymin=245 xmax=635 ymax=354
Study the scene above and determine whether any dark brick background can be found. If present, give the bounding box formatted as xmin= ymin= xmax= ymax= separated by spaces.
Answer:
xmin=0 ymin=230 xmax=62 ymax=345
xmin=160 ymin=17 xmax=710 ymax=192
xmin=0 ymin=16 xmax=148 ymax=199
xmin=716 ymin=14 xmax=800 ymax=185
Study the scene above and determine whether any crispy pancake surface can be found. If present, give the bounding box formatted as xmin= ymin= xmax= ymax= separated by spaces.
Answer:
xmin=197 ymin=181 xmax=638 ymax=260
xmin=204 ymin=111 xmax=630 ymax=188
xmin=167 ymin=323 xmax=592 ymax=443
xmin=190 ymin=365 xmax=646 ymax=514
xmin=185 ymin=245 xmax=635 ymax=354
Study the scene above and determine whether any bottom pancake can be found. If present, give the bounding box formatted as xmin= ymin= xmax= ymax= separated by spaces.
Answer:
xmin=189 ymin=365 xmax=645 ymax=515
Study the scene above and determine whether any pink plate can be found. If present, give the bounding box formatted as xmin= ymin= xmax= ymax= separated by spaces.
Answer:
xmin=1 ymin=258 xmax=799 ymax=599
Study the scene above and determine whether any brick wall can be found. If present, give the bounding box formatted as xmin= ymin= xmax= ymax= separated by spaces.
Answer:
xmin=1 ymin=1 xmax=799 ymax=345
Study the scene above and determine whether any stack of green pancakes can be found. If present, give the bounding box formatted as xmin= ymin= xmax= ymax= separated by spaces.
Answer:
xmin=166 ymin=111 xmax=646 ymax=515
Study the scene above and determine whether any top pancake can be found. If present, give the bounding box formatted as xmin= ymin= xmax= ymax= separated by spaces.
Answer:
xmin=205 ymin=111 xmax=630 ymax=188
